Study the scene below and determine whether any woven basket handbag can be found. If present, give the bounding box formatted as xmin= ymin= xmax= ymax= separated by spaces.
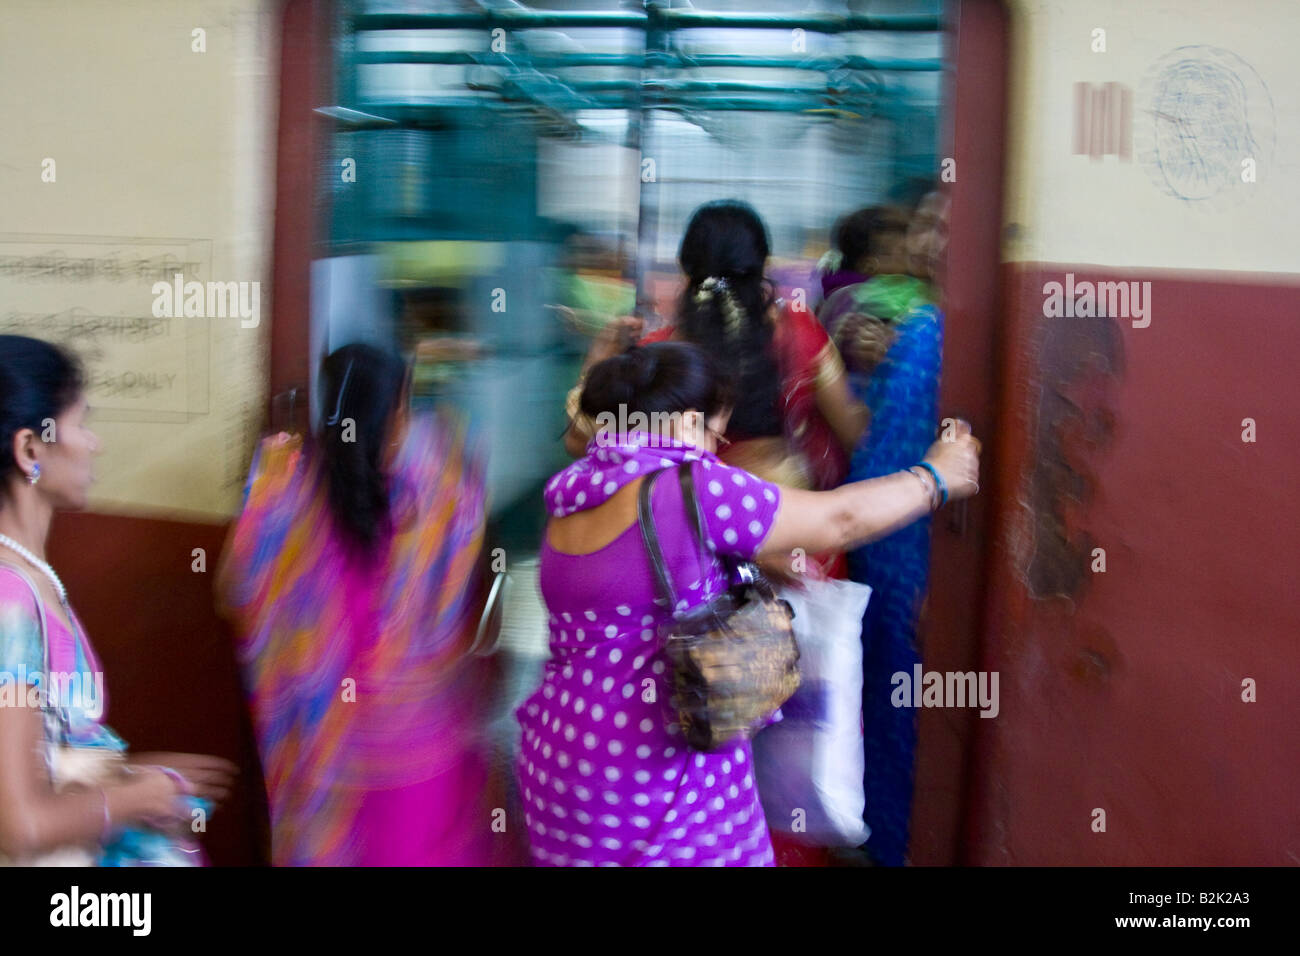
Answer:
xmin=637 ymin=463 xmax=800 ymax=752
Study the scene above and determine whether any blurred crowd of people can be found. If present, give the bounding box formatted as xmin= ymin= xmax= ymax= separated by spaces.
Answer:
xmin=0 ymin=190 xmax=978 ymax=867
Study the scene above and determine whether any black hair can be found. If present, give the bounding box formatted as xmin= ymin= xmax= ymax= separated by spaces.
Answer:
xmin=833 ymin=205 xmax=909 ymax=273
xmin=580 ymin=342 xmax=734 ymax=428
xmin=675 ymin=200 xmax=781 ymax=439
xmin=318 ymin=343 xmax=408 ymax=554
xmin=0 ymin=336 xmax=85 ymax=490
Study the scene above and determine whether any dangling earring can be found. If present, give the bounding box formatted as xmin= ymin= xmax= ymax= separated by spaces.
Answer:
xmin=28 ymin=463 xmax=40 ymax=485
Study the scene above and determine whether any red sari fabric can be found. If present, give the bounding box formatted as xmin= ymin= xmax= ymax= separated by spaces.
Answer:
xmin=771 ymin=302 xmax=849 ymax=492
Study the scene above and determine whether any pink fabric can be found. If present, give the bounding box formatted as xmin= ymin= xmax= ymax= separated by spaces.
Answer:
xmin=522 ymin=451 xmax=784 ymax=866
xmin=0 ymin=569 xmax=107 ymax=715
xmin=352 ymin=747 xmax=496 ymax=867
xmin=221 ymin=416 xmax=498 ymax=866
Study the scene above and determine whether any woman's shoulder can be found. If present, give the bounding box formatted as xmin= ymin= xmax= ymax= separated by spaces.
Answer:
xmin=397 ymin=408 xmax=480 ymax=477
xmin=770 ymin=298 xmax=831 ymax=367
xmin=643 ymin=457 xmax=740 ymax=513
xmin=0 ymin=564 xmax=40 ymax=611
xmin=248 ymin=431 xmax=305 ymax=483
xmin=772 ymin=296 xmax=826 ymax=332
xmin=894 ymin=303 xmax=943 ymax=347
xmin=0 ymin=566 xmax=44 ymax=675
xmin=685 ymin=457 xmax=782 ymax=558
xmin=689 ymin=454 xmax=780 ymax=497
xmin=388 ymin=409 xmax=485 ymax=533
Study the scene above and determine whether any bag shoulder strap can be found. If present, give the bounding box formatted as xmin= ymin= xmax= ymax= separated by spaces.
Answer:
xmin=637 ymin=470 xmax=678 ymax=611
xmin=678 ymin=462 xmax=738 ymax=578
xmin=677 ymin=463 xmax=706 ymax=548
xmin=638 ymin=461 xmax=738 ymax=616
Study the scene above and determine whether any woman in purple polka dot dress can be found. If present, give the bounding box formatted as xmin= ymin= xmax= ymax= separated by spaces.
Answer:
xmin=517 ymin=342 xmax=980 ymax=866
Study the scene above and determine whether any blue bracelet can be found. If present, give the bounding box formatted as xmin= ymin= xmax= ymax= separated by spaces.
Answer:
xmin=915 ymin=460 xmax=948 ymax=507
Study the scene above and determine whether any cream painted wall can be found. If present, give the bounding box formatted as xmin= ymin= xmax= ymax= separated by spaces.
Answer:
xmin=1003 ymin=0 xmax=1300 ymax=273
xmin=0 ymin=0 xmax=278 ymax=519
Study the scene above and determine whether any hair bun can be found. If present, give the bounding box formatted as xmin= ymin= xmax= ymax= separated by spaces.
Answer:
xmin=622 ymin=347 xmax=659 ymax=390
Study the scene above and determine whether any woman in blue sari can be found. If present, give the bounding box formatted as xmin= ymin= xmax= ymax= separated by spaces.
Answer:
xmin=820 ymin=193 xmax=950 ymax=866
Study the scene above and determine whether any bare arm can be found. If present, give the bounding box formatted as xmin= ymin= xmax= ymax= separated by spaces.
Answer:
xmin=758 ymin=427 xmax=979 ymax=558
xmin=815 ymin=363 xmax=870 ymax=452
xmin=0 ymin=706 xmax=180 ymax=859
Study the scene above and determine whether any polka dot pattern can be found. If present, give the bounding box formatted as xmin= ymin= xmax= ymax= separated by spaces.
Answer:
xmin=521 ymin=448 xmax=782 ymax=866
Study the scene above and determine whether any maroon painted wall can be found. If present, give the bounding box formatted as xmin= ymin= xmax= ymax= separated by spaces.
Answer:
xmin=48 ymin=513 xmax=267 ymax=866
xmin=966 ymin=265 xmax=1300 ymax=864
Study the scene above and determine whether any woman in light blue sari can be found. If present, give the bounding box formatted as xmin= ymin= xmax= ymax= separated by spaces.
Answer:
xmin=0 ymin=336 xmax=234 ymax=866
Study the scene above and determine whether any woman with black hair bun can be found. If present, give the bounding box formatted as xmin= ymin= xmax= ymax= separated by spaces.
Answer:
xmin=519 ymin=339 xmax=979 ymax=866
xmin=566 ymin=200 xmax=867 ymax=510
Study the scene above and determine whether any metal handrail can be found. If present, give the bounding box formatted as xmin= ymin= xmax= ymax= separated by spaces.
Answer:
xmin=353 ymin=51 xmax=941 ymax=73
xmin=353 ymin=11 xmax=941 ymax=33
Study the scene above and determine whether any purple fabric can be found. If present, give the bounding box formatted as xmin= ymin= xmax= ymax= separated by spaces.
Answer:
xmin=544 ymin=434 xmax=705 ymax=518
xmin=821 ymin=269 xmax=871 ymax=302
xmin=519 ymin=441 xmax=783 ymax=865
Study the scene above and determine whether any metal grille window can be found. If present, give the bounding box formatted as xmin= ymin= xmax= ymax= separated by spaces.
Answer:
xmin=326 ymin=0 xmax=945 ymax=256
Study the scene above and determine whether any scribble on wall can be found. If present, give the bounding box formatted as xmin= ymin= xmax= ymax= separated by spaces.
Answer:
xmin=1137 ymin=45 xmax=1275 ymax=202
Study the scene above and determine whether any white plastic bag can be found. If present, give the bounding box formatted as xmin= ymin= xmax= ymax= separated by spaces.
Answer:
xmin=753 ymin=577 xmax=872 ymax=847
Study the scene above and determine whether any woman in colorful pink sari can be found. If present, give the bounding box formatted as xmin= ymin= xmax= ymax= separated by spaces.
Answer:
xmin=218 ymin=345 xmax=503 ymax=866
